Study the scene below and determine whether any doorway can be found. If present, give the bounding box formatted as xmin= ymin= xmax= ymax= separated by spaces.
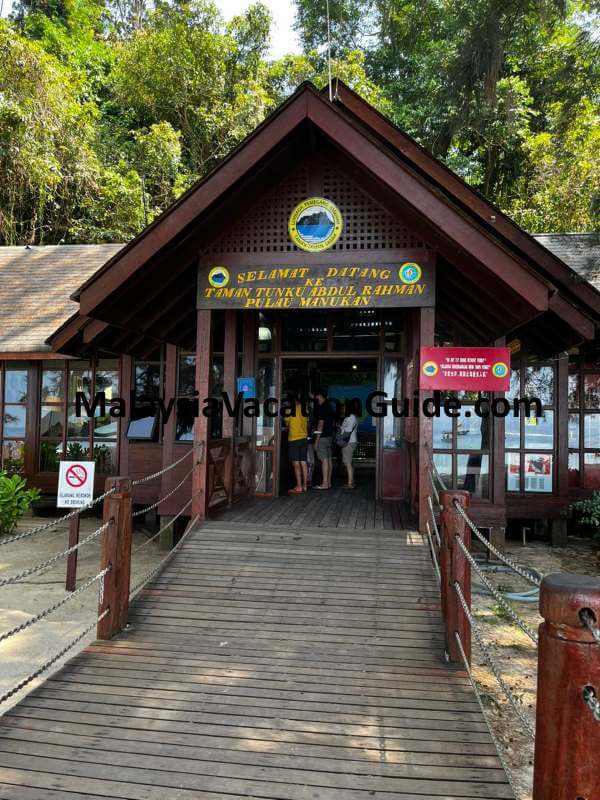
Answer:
xmin=280 ymin=357 xmax=378 ymax=495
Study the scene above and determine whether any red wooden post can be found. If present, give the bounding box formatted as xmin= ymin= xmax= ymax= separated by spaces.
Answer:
xmin=65 ymin=511 xmax=80 ymax=592
xmin=97 ymin=477 xmax=133 ymax=639
xmin=533 ymin=574 xmax=600 ymax=800
xmin=439 ymin=490 xmax=471 ymax=664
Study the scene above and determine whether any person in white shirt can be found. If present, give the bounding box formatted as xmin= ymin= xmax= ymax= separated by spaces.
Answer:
xmin=339 ymin=398 xmax=360 ymax=489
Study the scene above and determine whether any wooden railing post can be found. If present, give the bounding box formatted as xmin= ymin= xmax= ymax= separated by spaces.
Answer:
xmin=533 ymin=574 xmax=600 ymax=800
xmin=65 ymin=511 xmax=80 ymax=591
xmin=97 ymin=477 xmax=133 ymax=640
xmin=440 ymin=490 xmax=471 ymax=664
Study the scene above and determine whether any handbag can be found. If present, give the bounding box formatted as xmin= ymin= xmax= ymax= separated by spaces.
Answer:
xmin=334 ymin=420 xmax=357 ymax=448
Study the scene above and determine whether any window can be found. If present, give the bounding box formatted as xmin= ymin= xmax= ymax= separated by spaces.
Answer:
xmin=432 ymin=391 xmax=491 ymax=499
xmin=568 ymin=351 xmax=600 ymax=489
xmin=127 ymin=351 xmax=163 ymax=441
xmin=505 ymin=358 xmax=555 ymax=493
xmin=1 ymin=363 xmax=29 ymax=474
xmin=175 ymin=350 xmax=196 ymax=442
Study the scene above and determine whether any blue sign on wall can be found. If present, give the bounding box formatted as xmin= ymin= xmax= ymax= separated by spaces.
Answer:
xmin=237 ymin=377 xmax=256 ymax=399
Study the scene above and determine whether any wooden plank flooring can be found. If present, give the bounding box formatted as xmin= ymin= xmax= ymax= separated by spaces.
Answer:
xmin=0 ymin=521 xmax=513 ymax=799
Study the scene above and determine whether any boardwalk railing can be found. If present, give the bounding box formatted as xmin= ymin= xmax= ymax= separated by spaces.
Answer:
xmin=0 ymin=445 xmax=203 ymax=708
xmin=426 ymin=455 xmax=600 ymax=800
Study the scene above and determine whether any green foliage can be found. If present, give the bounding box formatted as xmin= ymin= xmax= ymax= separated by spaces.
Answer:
xmin=0 ymin=472 xmax=41 ymax=537
xmin=569 ymin=491 xmax=600 ymax=543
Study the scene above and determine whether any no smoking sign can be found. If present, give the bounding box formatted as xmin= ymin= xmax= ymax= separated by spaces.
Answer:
xmin=58 ymin=461 xmax=95 ymax=508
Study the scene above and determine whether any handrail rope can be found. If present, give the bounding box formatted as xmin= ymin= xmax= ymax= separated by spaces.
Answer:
xmin=453 ymin=631 xmax=521 ymax=800
xmin=129 ymin=511 xmax=200 ymax=598
xmin=427 ymin=468 xmax=440 ymax=506
xmin=427 ymin=495 xmax=441 ymax=548
xmin=453 ymin=499 xmax=541 ymax=588
xmin=131 ymin=447 xmax=195 ymax=486
xmin=0 ymin=486 xmax=116 ymax=548
xmin=583 ymin=686 xmax=600 ymax=722
xmin=0 ymin=607 xmax=109 ymax=707
xmin=580 ymin=608 xmax=600 ymax=644
xmin=0 ymin=566 xmax=110 ymax=645
xmin=429 ymin=451 xmax=448 ymax=492
xmin=132 ymin=464 xmax=196 ymax=518
xmin=455 ymin=535 xmax=538 ymax=644
xmin=424 ymin=522 xmax=441 ymax=585
xmin=133 ymin=495 xmax=196 ymax=554
xmin=0 ymin=519 xmax=112 ymax=589
xmin=454 ymin=580 xmax=536 ymax=739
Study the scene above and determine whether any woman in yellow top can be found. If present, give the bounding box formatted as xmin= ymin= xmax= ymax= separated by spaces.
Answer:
xmin=286 ymin=395 xmax=309 ymax=493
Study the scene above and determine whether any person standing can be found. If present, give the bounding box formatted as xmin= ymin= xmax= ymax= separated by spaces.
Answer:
xmin=339 ymin=398 xmax=360 ymax=489
xmin=285 ymin=393 xmax=308 ymax=493
xmin=313 ymin=388 xmax=335 ymax=490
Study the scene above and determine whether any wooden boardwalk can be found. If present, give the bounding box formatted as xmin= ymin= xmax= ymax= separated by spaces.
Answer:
xmin=0 ymin=521 xmax=513 ymax=799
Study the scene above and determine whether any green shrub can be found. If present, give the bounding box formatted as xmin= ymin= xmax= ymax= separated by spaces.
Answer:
xmin=569 ymin=492 xmax=600 ymax=547
xmin=0 ymin=471 xmax=41 ymax=537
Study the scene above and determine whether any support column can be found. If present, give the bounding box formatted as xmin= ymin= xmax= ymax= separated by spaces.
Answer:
xmin=418 ymin=307 xmax=435 ymax=532
xmin=192 ymin=309 xmax=212 ymax=521
xmin=223 ymin=310 xmax=237 ymax=507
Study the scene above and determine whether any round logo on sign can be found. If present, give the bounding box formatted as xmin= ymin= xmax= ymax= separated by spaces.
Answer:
xmin=422 ymin=360 xmax=439 ymax=377
xmin=492 ymin=361 xmax=509 ymax=379
xmin=399 ymin=262 xmax=422 ymax=284
xmin=208 ymin=267 xmax=230 ymax=288
xmin=66 ymin=463 xmax=87 ymax=488
xmin=289 ymin=197 xmax=343 ymax=252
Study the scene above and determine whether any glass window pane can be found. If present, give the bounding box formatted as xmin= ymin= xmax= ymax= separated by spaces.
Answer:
xmin=134 ymin=361 xmax=161 ymax=399
xmin=39 ymin=440 xmax=61 ymax=472
xmin=94 ymin=441 xmax=117 ymax=474
xmin=5 ymin=367 xmax=28 ymax=403
xmin=332 ymin=309 xmax=380 ymax=351
xmin=568 ymin=373 xmax=580 ymax=408
xmin=383 ymin=358 xmax=400 ymax=399
xmin=41 ymin=367 xmax=65 ymax=402
xmin=506 ymin=369 xmax=520 ymax=402
xmin=505 ymin=452 xmax=520 ymax=492
xmin=433 ymin=453 xmax=452 ymax=489
xmin=281 ymin=311 xmax=328 ymax=352
xmin=583 ymin=452 xmax=600 ymax=490
xmin=68 ymin=362 xmax=92 ymax=403
xmin=94 ymin=413 xmax=118 ymax=439
xmin=584 ymin=375 xmax=600 ymax=409
xmin=257 ymin=313 xmax=273 ymax=353
xmin=3 ymin=405 xmax=26 ymax=437
xmin=524 ymin=410 xmax=554 ymax=450
xmin=95 ymin=368 xmax=119 ymax=401
xmin=65 ymin=440 xmax=90 ymax=460
xmin=455 ymin=405 xmax=491 ymax=450
xmin=524 ymin=366 xmax=554 ymax=406
xmin=505 ymin=413 xmax=520 ymax=449
xmin=2 ymin=440 xmax=25 ymax=474
xmin=176 ymin=398 xmax=195 ymax=441
xmin=568 ymin=414 xmax=580 ymax=449
xmin=568 ymin=452 xmax=580 ymax=488
xmin=584 ymin=414 xmax=600 ymax=448
xmin=524 ymin=453 xmax=553 ymax=492
xmin=40 ymin=405 xmax=64 ymax=438
xmin=255 ymin=448 xmax=273 ymax=493
xmin=256 ymin=360 xmax=275 ymax=447
xmin=68 ymin=405 xmax=91 ymax=437
xmin=383 ymin=310 xmax=404 ymax=352
xmin=177 ymin=351 xmax=196 ymax=396
xmin=433 ymin=415 xmax=452 ymax=449
xmin=457 ymin=454 xmax=489 ymax=498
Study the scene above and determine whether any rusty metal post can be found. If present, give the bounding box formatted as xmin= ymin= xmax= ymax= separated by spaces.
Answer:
xmin=440 ymin=490 xmax=471 ymax=664
xmin=65 ymin=511 xmax=80 ymax=591
xmin=533 ymin=574 xmax=600 ymax=800
xmin=97 ymin=478 xmax=133 ymax=640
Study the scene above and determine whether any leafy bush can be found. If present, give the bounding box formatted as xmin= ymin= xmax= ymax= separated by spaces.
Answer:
xmin=0 ymin=472 xmax=41 ymax=537
xmin=569 ymin=492 xmax=600 ymax=546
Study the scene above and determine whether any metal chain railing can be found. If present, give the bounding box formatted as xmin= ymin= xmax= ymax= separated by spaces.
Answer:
xmin=427 ymin=495 xmax=441 ymax=547
xmin=580 ymin=608 xmax=600 ymax=644
xmin=0 ymin=565 xmax=110 ymax=645
xmin=0 ymin=519 xmax=112 ymax=589
xmin=131 ymin=447 xmax=195 ymax=486
xmin=130 ymin=513 xmax=200 ymax=597
xmin=453 ymin=499 xmax=541 ymax=588
xmin=0 ymin=607 xmax=109 ymax=706
xmin=454 ymin=580 xmax=536 ymax=739
xmin=0 ymin=485 xmax=116 ymax=548
xmin=132 ymin=464 xmax=196 ymax=518
xmin=454 ymin=631 xmax=521 ymax=799
xmin=455 ymin=534 xmax=538 ymax=644
xmin=425 ymin=522 xmax=441 ymax=585
xmin=583 ymin=686 xmax=600 ymax=722
xmin=427 ymin=467 xmax=440 ymax=506
xmin=429 ymin=452 xmax=448 ymax=492
xmin=133 ymin=494 xmax=198 ymax=554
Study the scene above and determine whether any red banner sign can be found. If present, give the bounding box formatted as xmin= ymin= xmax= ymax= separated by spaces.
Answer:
xmin=419 ymin=347 xmax=511 ymax=391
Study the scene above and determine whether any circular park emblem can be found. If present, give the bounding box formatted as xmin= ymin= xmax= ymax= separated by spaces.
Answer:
xmin=208 ymin=267 xmax=230 ymax=288
xmin=399 ymin=262 xmax=422 ymax=284
xmin=422 ymin=360 xmax=439 ymax=378
xmin=289 ymin=197 xmax=343 ymax=252
xmin=492 ymin=361 xmax=509 ymax=379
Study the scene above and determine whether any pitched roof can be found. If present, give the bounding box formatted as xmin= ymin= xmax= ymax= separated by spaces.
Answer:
xmin=534 ymin=233 xmax=600 ymax=289
xmin=0 ymin=244 xmax=123 ymax=354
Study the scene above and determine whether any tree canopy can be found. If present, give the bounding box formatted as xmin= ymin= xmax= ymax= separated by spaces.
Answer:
xmin=0 ymin=0 xmax=597 ymax=245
